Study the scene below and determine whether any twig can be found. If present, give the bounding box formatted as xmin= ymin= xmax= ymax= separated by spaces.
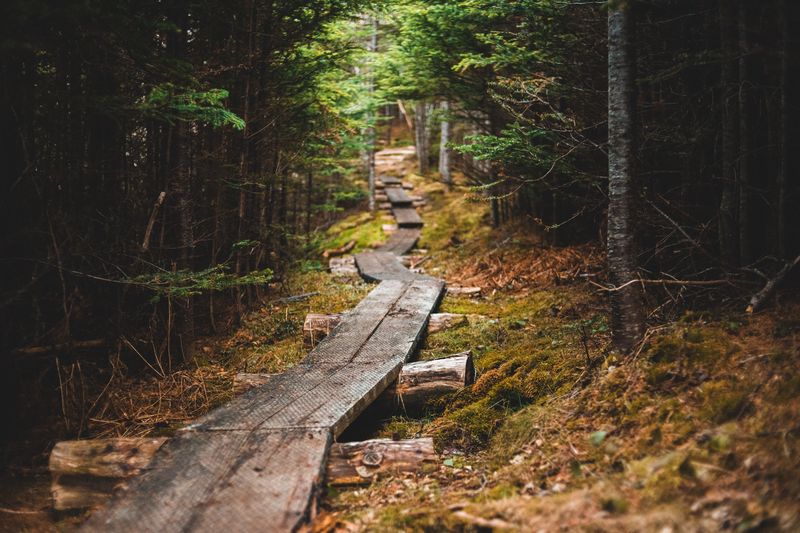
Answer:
xmin=589 ymin=278 xmax=732 ymax=292
xmin=141 ymin=191 xmax=167 ymax=252
xmin=746 ymin=254 xmax=800 ymax=313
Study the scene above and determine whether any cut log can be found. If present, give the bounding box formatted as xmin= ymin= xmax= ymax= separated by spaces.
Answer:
xmin=49 ymin=437 xmax=437 ymax=509
xmin=402 ymin=182 xmax=414 ymax=190
xmin=447 ymin=286 xmax=482 ymax=297
xmin=326 ymin=438 xmax=436 ymax=485
xmin=322 ymin=240 xmax=356 ymax=259
xmin=329 ymin=256 xmax=359 ymax=277
xmin=382 ymin=224 xmax=398 ymax=234
xmin=303 ymin=313 xmax=344 ymax=347
xmin=412 ymin=200 xmax=427 ymax=208
xmin=428 ymin=313 xmax=468 ymax=334
xmin=378 ymin=202 xmax=392 ymax=210
xmin=49 ymin=437 xmax=167 ymax=511
xmin=376 ymin=351 xmax=474 ymax=414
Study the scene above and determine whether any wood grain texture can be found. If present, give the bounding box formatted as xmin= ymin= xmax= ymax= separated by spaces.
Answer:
xmin=82 ymin=428 xmax=330 ymax=533
xmin=392 ymin=206 xmax=423 ymax=228
xmin=378 ymin=175 xmax=402 ymax=186
xmin=327 ymin=438 xmax=436 ymax=485
xmin=377 ymin=228 xmax=421 ymax=256
xmin=385 ymin=187 xmax=412 ymax=206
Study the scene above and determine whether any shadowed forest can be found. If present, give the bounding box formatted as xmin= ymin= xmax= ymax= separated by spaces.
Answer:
xmin=2 ymin=0 xmax=800 ymax=531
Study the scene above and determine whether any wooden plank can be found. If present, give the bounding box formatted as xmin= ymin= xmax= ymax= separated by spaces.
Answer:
xmin=379 ymin=175 xmax=402 ymax=187
xmin=355 ymin=252 xmax=420 ymax=282
xmin=385 ymin=187 xmax=412 ymax=206
xmin=392 ymin=206 xmax=423 ymax=228
xmin=378 ymin=228 xmax=421 ymax=255
xmin=81 ymin=428 xmax=330 ymax=533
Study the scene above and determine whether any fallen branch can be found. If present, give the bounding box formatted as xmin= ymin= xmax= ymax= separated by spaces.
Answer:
xmin=746 ymin=254 xmax=800 ymax=313
xmin=272 ymin=291 xmax=319 ymax=304
xmin=12 ymin=339 xmax=106 ymax=357
xmin=140 ymin=191 xmax=166 ymax=253
xmin=590 ymin=278 xmax=731 ymax=292
xmin=322 ymin=240 xmax=356 ymax=259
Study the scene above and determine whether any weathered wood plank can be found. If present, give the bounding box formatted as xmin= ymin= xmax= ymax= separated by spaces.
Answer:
xmin=355 ymin=252 xmax=421 ymax=282
xmin=392 ymin=206 xmax=423 ymax=228
xmin=385 ymin=187 xmax=412 ymax=206
xmin=82 ymin=428 xmax=331 ymax=533
xmin=377 ymin=228 xmax=420 ymax=256
xmin=379 ymin=175 xmax=402 ymax=187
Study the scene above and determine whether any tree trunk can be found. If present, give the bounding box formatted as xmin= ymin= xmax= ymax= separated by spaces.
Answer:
xmin=414 ymin=102 xmax=429 ymax=174
xmin=439 ymin=100 xmax=452 ymax=186
xmin=738 ymin=0 xmax=752 ymax=265
xmin=366 ymin=17 xmax=378 ymax=212
xmin=607 ymin=0 xmax=645 ymax=352
xmin=777 ymin=0 xmax=789 ymax=258
xmin=718 ymin=0 xmax=739 ymax=266
xmin=306 ymin=170 xmax=313 ymax=234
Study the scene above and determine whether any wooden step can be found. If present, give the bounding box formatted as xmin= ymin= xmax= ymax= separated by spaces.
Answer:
xmin=385 ymin=187 xmax=412 ymax=206
xmin=392 ymin=206 xmax=423 ymax=228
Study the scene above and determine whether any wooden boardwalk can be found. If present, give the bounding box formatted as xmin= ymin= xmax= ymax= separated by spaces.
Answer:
xmin=82 ymin=177 xmax=441 ymax=532
xmin=385 ymin=187 xmax=412 ymax=206
xmin=377 ymin=227 xmax=420 ymax=255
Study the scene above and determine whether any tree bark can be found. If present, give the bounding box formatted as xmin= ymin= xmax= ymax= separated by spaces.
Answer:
xmin=439 ymin=101 xmax=452 ymax=186
xmin=414 ymin=102 xmax=430 ymax=174
xmin=366 ymin=17 xmax=378 ymax=212
xmin=777 ymin=0 xmax=789 ymax=258
xmin=607 ymin=0 xmax=645 ymax=352
xmin=718 ymin=0 xmax=739 ymax=266
xmin=327 ymin=438 xmax=436 ymax=485
xmin=738 ymin=0 xmax=752 ymax=265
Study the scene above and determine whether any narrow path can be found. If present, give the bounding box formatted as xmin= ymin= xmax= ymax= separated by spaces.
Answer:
xmin=82 ymin=172 xmax=443 ymax=532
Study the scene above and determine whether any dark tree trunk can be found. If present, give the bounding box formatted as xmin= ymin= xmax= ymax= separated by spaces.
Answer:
xmin=738 ymin=0 xmax=752 ymax=265
xmin=777 ymin=0 xmax=789 ymax=258
xmin=306 ymin=170 xmax=313 ymax=235
xmin=607 ymin=0 xmax=645 ymax=352
xmin=414 ymin=102 xmax=429 ymax=175
xmin=719 ymin=0 xmax=739 ymax=266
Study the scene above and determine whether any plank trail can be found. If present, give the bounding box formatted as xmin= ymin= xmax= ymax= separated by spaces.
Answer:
xmin=82 ymin=173 xmax=442 ymax=533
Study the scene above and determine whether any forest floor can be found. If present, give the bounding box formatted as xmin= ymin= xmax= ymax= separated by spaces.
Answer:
xmin=2 ymin=147 xmax=799 ymax=532
xmin=308 ymin=151 xmax=800 ymax=531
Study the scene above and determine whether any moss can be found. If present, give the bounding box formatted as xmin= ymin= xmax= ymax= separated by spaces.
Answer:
xmin=644 ymin=326 xmax=731 ymax=371
xmin=318 ymin=211 xmax=391 ymax=252
xmin=700 ymin=381 xmax=752 ymax=424
xmin=480 ymin=482 xmax=517 ymax=502
xmin=600 ymin=495 xmax=629 ymax=514
xmin=631 ymin=452 xmax=700 ymax=503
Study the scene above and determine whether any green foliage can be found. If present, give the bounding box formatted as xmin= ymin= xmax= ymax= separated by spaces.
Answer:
xmin=132 ymin=265 xmax=272 ymax=302
xmin=138 ymin=84 xmax=245 ymax=129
